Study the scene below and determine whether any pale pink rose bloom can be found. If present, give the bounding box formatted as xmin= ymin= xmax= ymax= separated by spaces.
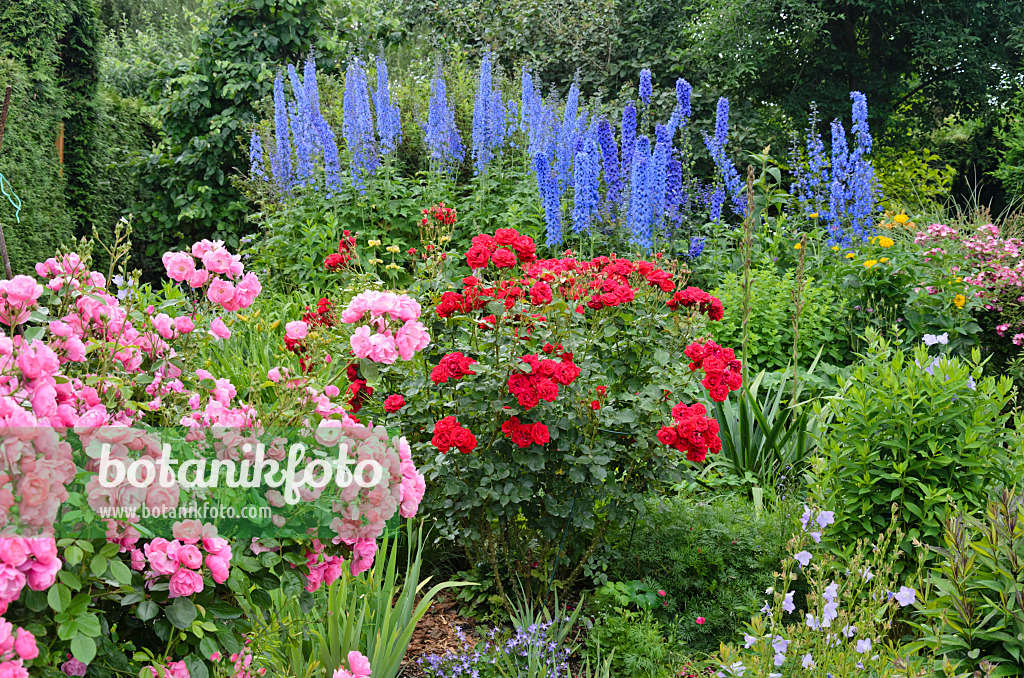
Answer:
xmin=202 ymin=247 xmax=233 ymax=274
xmin=395 ymin=320 xmax=430 ymax=360
xmin=151 ymin=313 xmax=175 ymax=339
xmin=350 ymin=326 xmax=373 ymax=358
xmin=13 ymin=628 xmax=37 ymax=660
xmin=392 ymin=295 xmax=422 ymax=322
xmin=267 ymin=367 xmax=283 ymax=382
xmin=144 ymin=538 xmax=177 ymax=575
xmin=347 ymin=650 xmax=373 ymax=677
xmin=191 ymin=239 xmax=215 ymax=257
xmin=168 ymin=567 xmax=204 ymax=598
xmin=207 ymin=278 xmax=235 ymax=307
xmin=0 ymin=565 xmax=26 ymax=605
xmin=210 ymin=317 xmax=231 ymax=340
xmin=367 ymin=334 xmax=399 ymax=364
xmin=162 ymin=252 xmax=196 ymax=282
xmin=188 ymin=268 xmax=209 ymax=288
xmin=2 ymin=275 xmax=44 ymax=306
xmin=173 ymin=520 xmax=205 ymax=545
xmin=285 ymin=321 xmax=308 ymax=341
xmin=174 ymin=316 xmax=195 ymax=333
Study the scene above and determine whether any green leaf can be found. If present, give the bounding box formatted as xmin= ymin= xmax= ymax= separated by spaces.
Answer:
xmin=71 ymin=633 xmax=97 ymax=664
xmin=166 ymin=597 xmax=197 ymax=629
xmin=136 ymin=600 xmax=159 ymax=622
xmin=48 ymin=583 xmax=71 ymax=612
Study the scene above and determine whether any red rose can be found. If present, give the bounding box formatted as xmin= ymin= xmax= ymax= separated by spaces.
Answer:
xmin=530 ymin=422 xmax=549 ymax=445
xmin=511 ymin=426 xmax=534 ymax=448
xmin=517 ymin=390 xmax=540 ymax=410
xmin=430 ymin=365 xmax=449 ymax=385
xmin=325 ymin=253 xmax=344 ymax=270
xmin=501 ymin=417 xmax=521 ymax=436
xmin=657 ymin=426 xmax=678 ymax=446
xmin=710 ymin=386 xmax=730 ymax=402
xmin=491 ymin=248 xmax=517 ymax=268
xmin=708 ymin=298 xmax=724 ymax=321
xmin=466 ymin=246 xmax=491 ymax=269
xmin=596 ymin=385 xmax=608 ymax=396
xmin=437 ymin=291 xmax=463 ymax=318
xmin=591 ymin=400 xmax=600 ymax=410
xmin=538 ymin=359 xmax=558 ymax=377
xmin=529 ymin=281 xmax=554 ymax=305
xmin=494 ymin=228 xmax=519 ymax=246
xmin=435 ymin=416 xmax=458 ymax=432
xmin=462 ymin=275 xmax=480 ymax=287
xmin=535 ymin=379 xmax=559 ymax=402
xmin=553 ymin=362 xmax=580 ymax=386
xmin=471 ymin=233 xmax=497 ymax=253
xmin=453 ymin=428 xmax=473 ymax=450
xmin=384 ymin=395 xmax=406 ymax=413
xmin=513 ymin=236 xmax=536 ymax=262
xmin=508 ymin=373 xmax=531 ymax=395
xmin=432 ymin=430 xmax=453 ymax=452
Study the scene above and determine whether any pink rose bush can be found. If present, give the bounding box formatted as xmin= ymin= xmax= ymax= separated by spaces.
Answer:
xmin=332 ymin=651 xmax=372 ymax=678
xmin=0 ymin=616 xmax=40 ymax=677
xmin=342 ymin=291 xmax=430 ymax=364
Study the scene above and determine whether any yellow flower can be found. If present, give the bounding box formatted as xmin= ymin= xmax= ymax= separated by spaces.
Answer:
xmin=794 ymin=243 xmax=803 ymax=250
xmin=877 ymin=236 xmax=894 ymax=248
xmin=845 ymin=253 xmax=855 ymax=259
xmin=832 ymin=245 xmax=840 ymax=251
xmin=955 ymin=276 xmax=962 ymax=282
xmin=368 ymin=239 xmax=382 ymax=247
xmin=894 ymin=214 xmax=910 ymax=224
xmin=880 ymin=257 xmax=889 ymax=263
xmin=386 ymin=245 xmax=401 ymax=254
xmin=809 ymin=212 xmax=819 ymax=218
xmin=864 ymin=259 xmax=878 ymax=268
xmin=954 ymin=294 xmax=966 ymax=309
xmin=237 ymin=314 xmax=248 ymax=322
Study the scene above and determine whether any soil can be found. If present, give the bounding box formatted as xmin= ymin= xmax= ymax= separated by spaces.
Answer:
xmin=399 ymin=593 xmax=483 ymax=677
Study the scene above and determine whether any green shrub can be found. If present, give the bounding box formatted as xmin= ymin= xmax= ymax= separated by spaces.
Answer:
xmin=815 ymin=330 xmax=1021 ymax=567
xmin=605 ymin=494 xmax=794 ymax=656
xmin=710 ymin=268 xmax=850 ymax=372
xmin=909 ymin=487 xmax=1024 ymax=674
xmin=584 ymin=608 xmax=680 ymax=678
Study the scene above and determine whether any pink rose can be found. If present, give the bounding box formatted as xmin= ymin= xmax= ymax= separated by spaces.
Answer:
xmin=205 ymin=553 xmax=231 ymax=584
xmin=188 ymin=268 xmax=209 ymax=288
xmin=177 ymin=544 xmax=203 ymax=569
xmin=349 ymin=326 xmax=373 ymax=358
xmin=144 ymin=538 xmax=177 ymax=575
xmin=267 ymin=367 xmax=283 ymax=383
xmin=162 ymin=252 xmax=196 ymax=283
xmin=13 ymin=628 xmax=37 ymax=660
xmin=285 ymin=321 xmax=308 ymax=341
xmin=174 ymin=316 xmax=195 ymax=334
xmin=0 ymin=661 xmax=27 ymax=678
xmin=172 ymin=520 xmax=204 ymax=544
xmin=2 ymin=275 xmax=43 ymax=306
xmin=347 ymin=650 xmax=372 ymax=678
xmin=394 ymin=320 xmax=430 ymax=360
xmin=0 ymin=540 xmax=27 ymax=568
xmin=0 ymin=566 xmax=25 ymax=603
xmin=201 ymin=247 xmax=233 ymax=274
xmin=210 ymin=317 xmax=231 ymax=340
xmin=348 ymin=539 xmax=377 ymax=576
xmin=207 ymin=278 xmax=235 ymax=307
xmin=168 ymin=567 xmax=204 ymax=598
xmin=367 ymin=334 xmax=399 ymax=364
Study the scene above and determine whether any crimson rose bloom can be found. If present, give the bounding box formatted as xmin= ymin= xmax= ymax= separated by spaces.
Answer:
xmin=491 ymin=248 xmax=517 ymax=268
xmin=530 ymin=423 xmax=549 ymax=444
xmin=466 ymin=246 xmax=491 ymax=269
xmin=529 ymin=281 xmax=554 ymax=305
xmin=384 ymin=395 xmax=406 ymax=413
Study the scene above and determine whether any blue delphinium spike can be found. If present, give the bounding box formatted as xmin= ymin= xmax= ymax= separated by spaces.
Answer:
xmin=249 ymin=127 xmax=266 ymax=180
xmin=620 ymin=103 xmax=637 ymax=176
xmin=535 ymin=154 xmax=562 ymax=246
xmin=343 ymin=58 xmax=379 ymax=193
xmin=639 ymin=68 xmax=652 ymax=105
xmin=597 ymin=118 xmax=621 ymax=206
xmin=272 ymin=71 xmax=291 ymax=187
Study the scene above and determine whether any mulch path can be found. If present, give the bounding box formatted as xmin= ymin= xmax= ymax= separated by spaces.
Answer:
xmin=399 ymin=594 xmax=483 ymax=677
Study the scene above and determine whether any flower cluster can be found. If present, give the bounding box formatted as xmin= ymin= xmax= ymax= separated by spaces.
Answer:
xmin=465 ymin=229 xmax=537 ymax=269
xmin=667 ymin=286 xmax=725 ymax=321
xmin=684 ymin=339 xmax=743 ymax=402
xmin=421 ymin=203 xmax=457 ymax=229
xmin=431 ymin=417 xmax=477 ymax=454
xmin=430 ymin=352 xmax=477 ymax=385
xmin=657 ymin=402 xmax=722 ymax=463
xmin=137 ymin=523 xmax=233 ymax=597
xmin=419 ymin=620 xmax=572 ymax=678
xmin=163 ymin=239 xmax=263 ymax=316
xmin=294 ymin=539 xmax=345 ymax=592
xmin=507 ymin=352 xmax=581 ymax=410
xmin=147 ymin=660 xmax=190 ymax=678
xmin=500 ymin=416 xmax=549 ymax=448
xmin=342 ymin=291 xmax=430 ymax=365
xmin=325 ymin=231 xmax=358 ymax=271
xmin=0 ymin=538 xmax=61 ymax=614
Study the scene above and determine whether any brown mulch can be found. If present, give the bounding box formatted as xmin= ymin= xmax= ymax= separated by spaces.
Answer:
xmin=400 ymin=594 xmax=484 ymax=677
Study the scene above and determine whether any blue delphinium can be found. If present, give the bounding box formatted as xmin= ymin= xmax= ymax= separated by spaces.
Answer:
xmin=826 ymin=119 xmax=850 ymax=243
xmin=639 ymin=68 xmax=653 ymax=105
xmin=620 ymin=103 xmax=637 ymax=176
xmin=667 ymin=77 xmax=692 ymax=141
xmin=791 ymin=106 xmax=828 ymax=215
xmin=287 ymin=65 xmax=314 ymax=185
xmin=648 ymin=131 xmax=670 ymax=232
xmin=628 ymin=136 xmax=652 ymax=248
xmin=848 ymin=91 xmax=876 ymax=239
xmin=472 ymin=52 xmax=494 ymax=174
xmin=708 ymin=184 xmax=726 ymax=222
xmin=664 ymin=155 xmax=683 ymax=226
xmin=596 ymin=118 xmax=621 ymax=205
xmin=689 ymin=235 xmax=706 ymax=258
xmin=554 ymin=81 xmax=586 ymax=195
xmin=272 ymin=71 xmax=291 ymax=187
xmin=536 ymin=154 xmax=562 ymax=246
xmin=303 ymin=51 xmax=322 ymax=122
xmin=424 ymin=62 xmax=463 ymax=172
xmin=342 ymin=58 xmax=378 ymax=193
xmin=703 ymin=97 xmax=746 ymax=219
xmin=572 ymin=138 xmax=601 ymax=234
xmin=374 ymin=52 xmax=402 ymax=157
xmin=249 ymin=128 xmax=266 ymax=180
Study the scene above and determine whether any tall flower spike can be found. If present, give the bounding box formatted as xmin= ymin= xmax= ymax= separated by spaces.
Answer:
xmin=425 ymin=62 xmax=463 ymax=172
xmin=648 ymin=134 xmax=670 ymax=232
xmin=374 ymin=52 xmax=402 ymax=157
xmin=639 ymin=68 xmax=653 ymax=105
xmin=288 ymin=65 xmax=315 ymax=184
xmin=249 ymin=127 xmax=266 ymax=180
xmin=572 ymin=137 xmax=600 ymax=234
xmin=596 ymin=118 xmax=621 ymax=206
xmin=628 ymin=136 xmax=652 ymax=249
xmin=272 ymin=71 xmax=291 ymax=187
xmin=343 ymin=58 xmax=379 ymax=193
xmin=472 ymin=52 xmax=494 ymax=174
xmin=620 ymin=103 xmax=637 ymax=176
xmin=535 ymin=154 xmax=562 ymax=246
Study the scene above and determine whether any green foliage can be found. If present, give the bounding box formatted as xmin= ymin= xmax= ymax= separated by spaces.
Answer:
xmin=606 ymin=494 xmax=794 ymax=655
xmin=0 ymin=59 xmax=74 ymax=274
xmin=590 ymin=579 xmax=666 ymax=614
xmin=710 ymin=268 xmax=849 ymax=371
xmin=135 ymin=0 xmax=323 ymax=263
xmin=909 ymin=488 xmax=1024 ymax=675
xmin=712 ymin=368 xmax=821 ymax=491
xmin=994 ymin=93 xmax=1024 ymax=203
xmin=816 ymin=330 xmax=1021 ymax=564
xmin=875 ymin=146 xmax=956 ymax=214
xmin=584 ymin=608 xmax=680 ymax=678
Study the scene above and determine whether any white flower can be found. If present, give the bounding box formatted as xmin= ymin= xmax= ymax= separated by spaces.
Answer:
xmin=802 ymin=653 xmax=815 ymax=669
